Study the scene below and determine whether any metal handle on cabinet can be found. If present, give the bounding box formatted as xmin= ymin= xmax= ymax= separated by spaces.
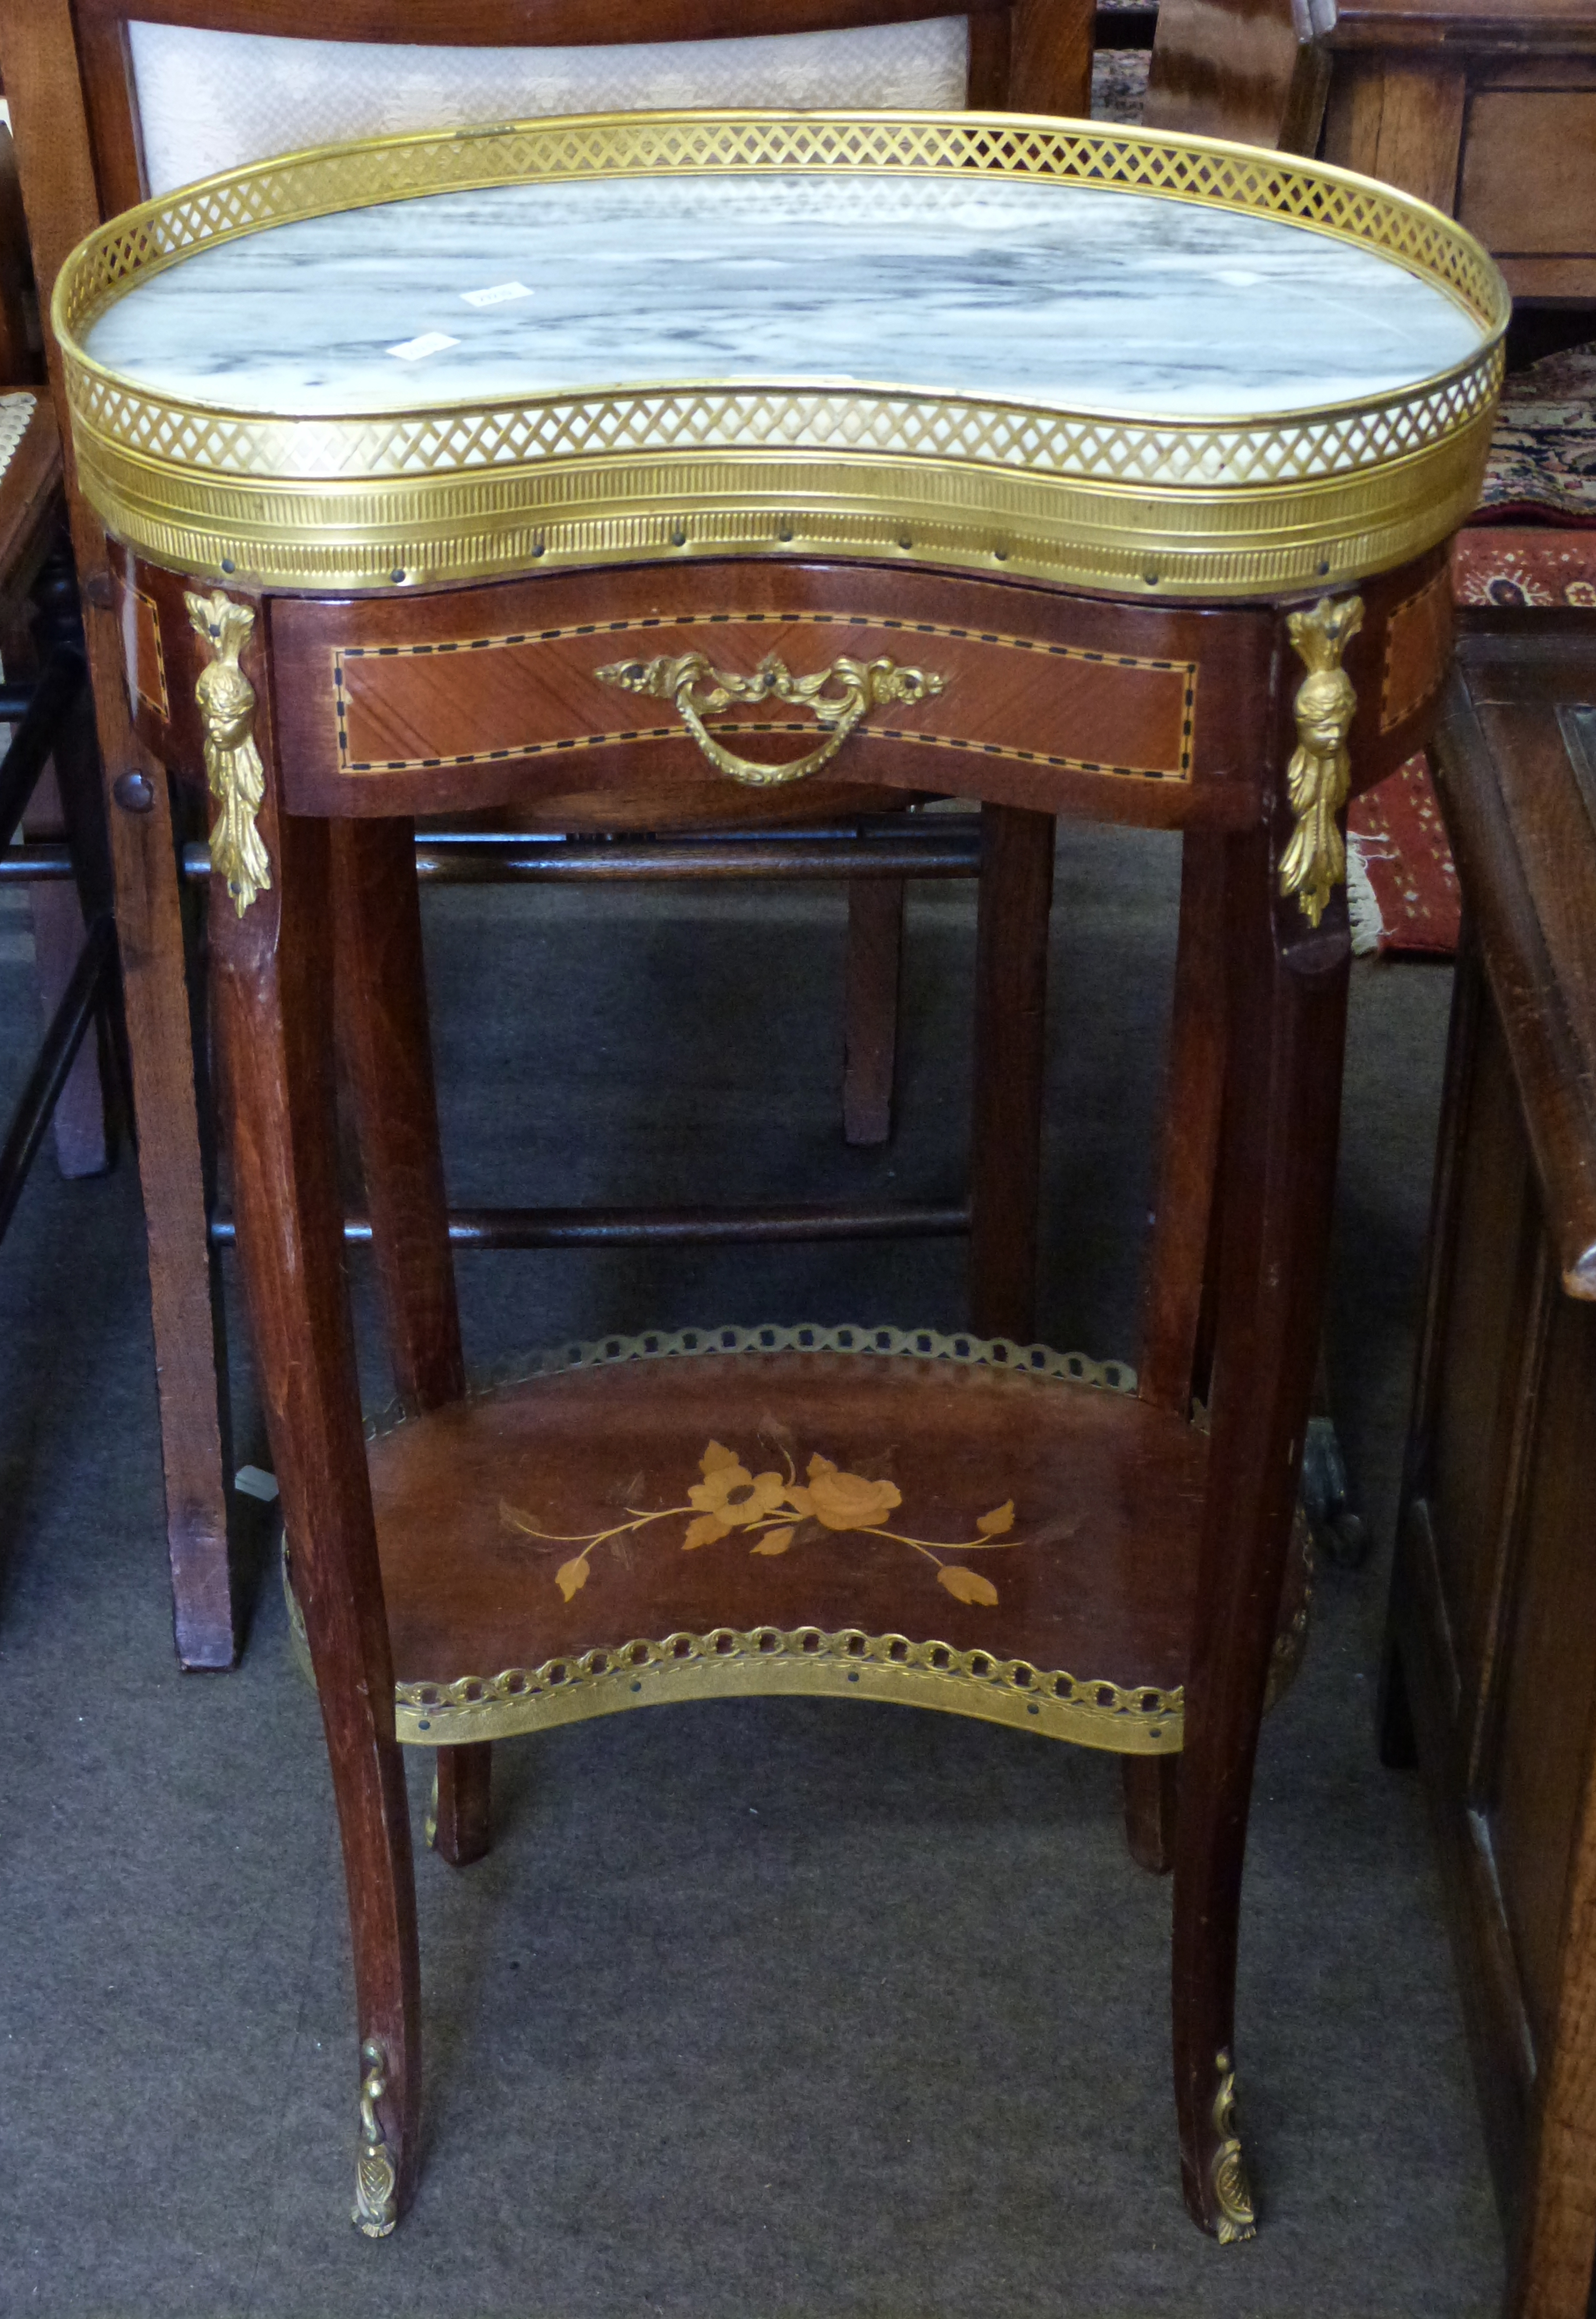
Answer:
xmin=594 ymin=649 xmax=945 ymax=788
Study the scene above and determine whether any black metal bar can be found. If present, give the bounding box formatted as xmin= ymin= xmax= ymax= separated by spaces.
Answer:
xmin=0 ymin=914 xmax=117 ymax=1247
xmin=0 ymin=682 xmax=37 ymax=721
xmin=183 ymin=825 xmax=982 ymax=885
xmin=0 ymin=842 xmax=75 ymax=880
xmin=0 ymin=644 xmax=88 ymax=856
xmin=210 ymin=1197 xmax=971 ymax=1250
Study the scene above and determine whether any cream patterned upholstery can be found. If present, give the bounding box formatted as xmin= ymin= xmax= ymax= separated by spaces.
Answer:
xmin=128 ymin=17 xmax=971 ymax=195
xmin=0 ymin=391 xmax=35 ymax=475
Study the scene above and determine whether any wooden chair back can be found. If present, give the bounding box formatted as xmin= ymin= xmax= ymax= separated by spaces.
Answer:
xmin=1144 ymin=0 xmax=1330 ymax=152
xmin=58 ymin=0 xmax=1096 ymax=217
xmin=0 ymin=120 xmax=40 ymax=386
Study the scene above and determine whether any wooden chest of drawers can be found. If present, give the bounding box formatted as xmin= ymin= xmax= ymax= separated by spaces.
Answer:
xmin=1386 ymin=615 xmax=1596 ymax=2319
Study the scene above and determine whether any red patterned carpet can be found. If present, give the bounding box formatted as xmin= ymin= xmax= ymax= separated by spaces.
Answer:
xmin=1347 ymin=757 xmax=1461 ymax=958
xmin=1347 ymin=340 xmax=1596 ymax=956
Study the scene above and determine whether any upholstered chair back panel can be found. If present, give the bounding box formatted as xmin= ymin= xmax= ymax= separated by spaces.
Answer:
xmin=128 ymin=16 xmax=972 ymax=194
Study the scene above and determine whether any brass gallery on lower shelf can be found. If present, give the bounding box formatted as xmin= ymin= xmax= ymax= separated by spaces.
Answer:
xmin=393 ymin=1622 xmax=1188 ymax=1753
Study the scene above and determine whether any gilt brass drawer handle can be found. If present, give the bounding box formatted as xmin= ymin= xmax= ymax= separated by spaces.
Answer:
xmin=594 ymin=649 xmax=945 ymax=787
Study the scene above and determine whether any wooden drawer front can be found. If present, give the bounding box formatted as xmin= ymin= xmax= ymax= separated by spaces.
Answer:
xmin=260 ymin=563 xmax=1273 ymax=827
xmin=329 ymin=608 xmax=1197 ymax=788
xmin=1460 ymin=92 xmax=1596 ymax=258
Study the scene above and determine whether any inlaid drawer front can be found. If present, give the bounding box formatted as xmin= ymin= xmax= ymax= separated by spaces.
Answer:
xmin=330 ymin=609 xmax=1198 ymax=786
xmin=267 ymin=562 xmax=1269 ymax=827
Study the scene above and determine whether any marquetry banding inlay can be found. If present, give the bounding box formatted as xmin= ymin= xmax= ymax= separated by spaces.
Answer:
xmin=1381 ymin=566 xmax=1452 ymax=734
xmin=121 ymin=580 xmax=169 ymax=722
xmin=331 ymin=609 xmax=1199 ymax=784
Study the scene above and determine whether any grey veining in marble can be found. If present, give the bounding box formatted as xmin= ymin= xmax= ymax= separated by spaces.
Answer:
xmin=85 ymin=170 xmax=1485 ymax=421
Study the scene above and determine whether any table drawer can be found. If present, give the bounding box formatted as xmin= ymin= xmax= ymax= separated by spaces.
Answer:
xmin=121 ymin=551 xmax=1446 ymax=829
xmin=123 ymin=555 xmax=1277 ymax=829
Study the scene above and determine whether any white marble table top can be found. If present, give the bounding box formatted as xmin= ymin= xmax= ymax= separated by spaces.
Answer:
xmin=84 ymin=168 xmax=1484 ymax=423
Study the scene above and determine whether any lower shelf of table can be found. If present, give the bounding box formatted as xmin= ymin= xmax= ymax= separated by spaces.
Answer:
xmin=315 ymin=1334 xmax=1228 ymax=1757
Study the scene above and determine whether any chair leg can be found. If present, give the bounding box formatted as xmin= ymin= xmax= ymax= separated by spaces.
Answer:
xmin=24 ymin=871 xmax=110 ymax=1176
xmin=1172 ymin=827 xmax=1351 ymax=2242
xmin=969 ymin=804 xmax=1055 ymax=1344
xmin=429 ymin=1743 xmax=493 ymax=1869
xmin=842 ymin=875 xmax=904 ymax=1147
xmin=1122 ymin=1755 xmax=1179 ymax=1874
xmin=83 ymin=619 xmax=235 ymax=1668
xmin=213 ymin=797 xmax=420 ymax=2230
xmin=23 ymin=554 xmax=113 ymax=1178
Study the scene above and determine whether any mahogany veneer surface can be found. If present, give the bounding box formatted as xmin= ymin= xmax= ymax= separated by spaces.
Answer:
xmin=363 ymin=1353 xmax=1206 ymax=1691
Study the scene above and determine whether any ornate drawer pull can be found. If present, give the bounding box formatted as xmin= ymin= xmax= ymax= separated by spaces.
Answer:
xmin=594 ymin=649 xmax=945 ymax=787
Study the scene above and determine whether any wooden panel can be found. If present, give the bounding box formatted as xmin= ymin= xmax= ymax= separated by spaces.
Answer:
xmin=262 ymin=561 xmax=1274 ymax=828
xmin=1328 ymin=0 xmax=1596 ymax=50
xmin=367 ymin=1348 xmax=1207 ymax=1694
xmin=1477 ymin=54 xmax=1596 ymax=87
xmin=1390 ymin=1498 xmax=1536 ymax=2203
xmin=1491 ymin=1290 xmax=1596 ymax=2059
xmin=1428 ymin=999 xmax=1543 ymax=1718
xmin=1007 ymin=0 xmax=1094 ymax=115
xmin=1381 ymin=562 xmax=1453 ymax=733
xmin=1500 ymin=255 xmax=1596 ymax=297
xmin=1459 ymin=91 xmax=1596 ymax=255
xmin=1433 ymin=652 xmax=1596 ymax=1300
xmin=1322 ymin=54 xmax=1467 ymax=209
xmin=72 ymin=0 xmax=996 ymax=44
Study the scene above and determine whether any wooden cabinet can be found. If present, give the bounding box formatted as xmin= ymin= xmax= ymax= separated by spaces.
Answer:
xmin=1386 ymin=616 xmax=1596 ymax=2319
xmin=1322 ymin=0 xmax=1596 ymax=296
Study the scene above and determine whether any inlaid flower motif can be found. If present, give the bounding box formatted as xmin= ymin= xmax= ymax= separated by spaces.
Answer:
xmin=784 ymin=1453 xmax=901 ymax=1533
xmin=684 ymin=1441 xmax=790 ymax=1549
xmin=500 ymin=1433 xmax=1023 ymax=1607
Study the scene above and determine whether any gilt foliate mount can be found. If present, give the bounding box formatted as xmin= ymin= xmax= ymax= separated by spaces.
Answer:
xmin=185 ymin=590 xmax=271 ymax=917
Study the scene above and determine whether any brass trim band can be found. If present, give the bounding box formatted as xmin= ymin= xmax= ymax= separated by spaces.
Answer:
xmin=391 ymin=1624 xmax=1186 ymax=1753
xmin=56 ymin=111 xmax=1507 ymax=601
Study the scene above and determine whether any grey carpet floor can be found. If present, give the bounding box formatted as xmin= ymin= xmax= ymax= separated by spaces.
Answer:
xmin=0 ymin=826 xmax=1501 ymax=2317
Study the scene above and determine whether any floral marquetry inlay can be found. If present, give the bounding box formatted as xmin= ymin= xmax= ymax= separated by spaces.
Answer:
xmin=501 ymin=1434 xmax=1022 ymax=1609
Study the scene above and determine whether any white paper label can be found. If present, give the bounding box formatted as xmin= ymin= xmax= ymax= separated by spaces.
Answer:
xmin=387 ymin=330 xmax=460 ymax=361
xmin=460 ymin=281 xmax=533 ymax=307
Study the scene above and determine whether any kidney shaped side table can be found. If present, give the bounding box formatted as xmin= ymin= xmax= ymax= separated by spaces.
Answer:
xmin=54 ymin=112 xmax=1504 ymax=2240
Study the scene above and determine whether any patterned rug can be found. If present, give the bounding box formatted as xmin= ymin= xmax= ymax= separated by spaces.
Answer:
xmin=1452 ymin=524 xmax=1596 ymax=610
xmin=1347 ymin=757 xmax=1461 ymax=958
xmin=1477 ymin=341 xmax=1596 ymax=526
xmin=1346 ymin=345 xmax=1596 ymax=954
